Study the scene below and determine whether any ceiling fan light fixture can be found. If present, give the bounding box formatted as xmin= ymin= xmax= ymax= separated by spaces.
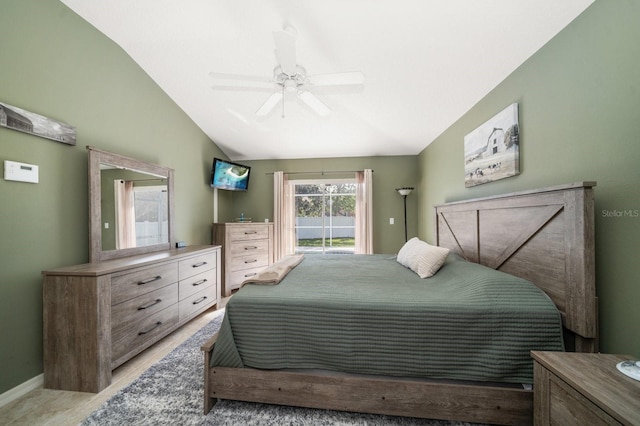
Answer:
xmin=283 ymin=79 xmax=298 ymax=93
xmin=211 ymin=26 xmax=363 ymax=118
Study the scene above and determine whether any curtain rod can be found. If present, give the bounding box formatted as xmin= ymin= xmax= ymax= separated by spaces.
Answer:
xmin=265 ymin=170 xmax=373 ymax=175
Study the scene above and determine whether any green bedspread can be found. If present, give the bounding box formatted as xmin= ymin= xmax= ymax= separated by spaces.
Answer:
xmin=211 ymin=254 xmax=564 ymax=384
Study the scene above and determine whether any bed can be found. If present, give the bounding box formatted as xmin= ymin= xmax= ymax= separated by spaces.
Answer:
xmin=202 ymin=182 xmax=597 ymax=425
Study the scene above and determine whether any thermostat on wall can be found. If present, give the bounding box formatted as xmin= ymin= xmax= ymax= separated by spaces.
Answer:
xmin=4 ymin=160 xmax=39 ymax=183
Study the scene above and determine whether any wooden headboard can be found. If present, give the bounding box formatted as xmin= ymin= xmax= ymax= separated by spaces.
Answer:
xmin=435 ymin=182 xmax=597 ymax=352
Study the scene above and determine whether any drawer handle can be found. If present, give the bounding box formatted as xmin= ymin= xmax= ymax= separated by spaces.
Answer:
xmin=245 ymin=246 xmax=258 ymax=250
xmin=138 ymin=321 xmax=162 ymax=335
xmin=137 ymin=299 xmax=162 ymax=310
xmin=192 ymin=296 xmax=208 ymax=305
xmin=244 ymin=272 xmax=257 ymax=278
xmin=192 ymin=279 xmax=208 ymax=287
xmin=244 ymin=259 xmax=258 ymax=264
xmin=138 ymin=276 xmax=161 ymax=285
xmin=244 ymin=231 xmax=257 ymax=234
xmin=192 ymin=261 xmax=207 ymax=268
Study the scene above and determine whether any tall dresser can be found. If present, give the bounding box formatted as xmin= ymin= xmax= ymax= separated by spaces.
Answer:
xmin=42 ymin=245 xmax=221 ymax=393
xmin=212 ymin=222 xmax=274 ymax=296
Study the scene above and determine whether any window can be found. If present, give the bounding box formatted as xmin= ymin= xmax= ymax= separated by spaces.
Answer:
xmin=293 ymin=179 xmax=356 ymax=254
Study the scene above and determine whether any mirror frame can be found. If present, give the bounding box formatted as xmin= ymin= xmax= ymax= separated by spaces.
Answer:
xmin=88 ymin=146 xmax=175 ymax=263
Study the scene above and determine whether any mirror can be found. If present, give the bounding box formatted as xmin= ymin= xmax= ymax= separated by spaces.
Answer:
xmin=88 ymin=146 xmax=175 ymax=262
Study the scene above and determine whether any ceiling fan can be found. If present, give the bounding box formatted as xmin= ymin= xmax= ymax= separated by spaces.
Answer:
xmin=210 ymin=26 xmax=364 ymax=117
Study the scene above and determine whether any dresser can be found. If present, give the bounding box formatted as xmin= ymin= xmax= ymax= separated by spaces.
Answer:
xmin=211 ymin=222 xmax=274 ymax=296
xmin=532 ymin=351 xmax=640 ymax=425
xmin=43 ymin=245 xmax=221 ymax=393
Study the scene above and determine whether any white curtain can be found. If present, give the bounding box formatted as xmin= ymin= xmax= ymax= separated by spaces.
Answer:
xmin=273 ymin=171 xmax=295 ymax=260
xmin=115 ymin=179 xmax=136 ymax=249
xmin=355 ymin=169 xmax=373 ymax=254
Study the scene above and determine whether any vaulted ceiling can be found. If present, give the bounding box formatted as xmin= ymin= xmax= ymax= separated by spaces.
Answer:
xmin=61 ymin=0 xmax=593 ymax=161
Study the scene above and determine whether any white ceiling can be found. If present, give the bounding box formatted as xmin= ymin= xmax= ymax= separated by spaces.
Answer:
xmin=61 ymin=0 xmax=593 ymax=161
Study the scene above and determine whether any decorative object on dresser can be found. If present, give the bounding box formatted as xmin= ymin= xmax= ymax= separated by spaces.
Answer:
xmin=43 ymin=147 xmax=221 ymax=393
xmin=532 ymin=351 xmax=640 ymax=426
xmin=212 ymin=222 xmax=274 ymax=296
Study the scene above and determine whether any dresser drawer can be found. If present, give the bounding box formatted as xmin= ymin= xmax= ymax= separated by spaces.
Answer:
xmin=229 ymin=238 xmax=270 ymax=257
xmin=111 ymin=284 xmax=178 ymax=334
xmin=111 ymin=303 xmax=179 ymax=364
xmin=179 ymin=268 xmax=216 ymax=300
xmin=229 ymin=265 xmax=267 ymax=289
xmin=179 ymin=252 xmax=216 ymax=279
xmin=111 ymin=262 xmax=178 ymax=305
xmin=179 ymin=286 xmax=215 ymax=320
xmin=228 ymin=224 xmax=271 ymax=241
xmin=229 ymin=251 xmax=269 ymax=272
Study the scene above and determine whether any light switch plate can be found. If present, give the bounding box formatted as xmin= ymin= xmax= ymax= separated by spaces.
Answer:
xmin=4 ymin=160 xmax=39 ymax=183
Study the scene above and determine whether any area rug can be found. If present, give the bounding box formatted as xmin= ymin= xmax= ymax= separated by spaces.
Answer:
xmin=81 ymin=311 xmax=485 ymax=426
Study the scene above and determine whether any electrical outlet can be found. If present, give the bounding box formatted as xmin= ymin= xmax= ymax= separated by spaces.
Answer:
xmin=389 ymin=218 xmax=395 ymax=225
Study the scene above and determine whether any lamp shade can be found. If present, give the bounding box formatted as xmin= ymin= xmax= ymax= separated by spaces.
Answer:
xmin=396 ymin=187 xmax=414 ymax=196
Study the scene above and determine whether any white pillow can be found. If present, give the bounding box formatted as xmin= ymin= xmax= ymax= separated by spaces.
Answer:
xmin=397 ymin=237 xmax=450 ymax=278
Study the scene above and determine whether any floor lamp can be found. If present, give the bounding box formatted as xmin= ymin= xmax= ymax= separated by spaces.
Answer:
xmin=396 ymin=187 xmax=414 ymax=242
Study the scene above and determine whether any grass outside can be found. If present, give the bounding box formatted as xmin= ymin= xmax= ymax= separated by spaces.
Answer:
xmin=297 ymin=237 xmax=355 ymax=247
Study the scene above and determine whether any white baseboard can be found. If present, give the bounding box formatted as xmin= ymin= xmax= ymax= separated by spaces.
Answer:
xmin=0 ymin=374 xmax=43 ymax=408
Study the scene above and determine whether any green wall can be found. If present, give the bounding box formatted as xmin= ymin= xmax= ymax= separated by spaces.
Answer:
xmin=230 ymin=156 xmax=419 ymax=255
xmin=418 ymin=0 xmax=640 ymax=357
xmin=0 ymin=0 xmax=231 ymax=394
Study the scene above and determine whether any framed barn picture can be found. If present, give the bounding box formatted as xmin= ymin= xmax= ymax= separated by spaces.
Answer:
xmin=464 ymin=103 xmax=519 ymax=187
xmin=0 ymin=101 xmax=76 ymax=146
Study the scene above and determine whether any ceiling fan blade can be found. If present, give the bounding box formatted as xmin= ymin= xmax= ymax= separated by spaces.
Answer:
xmin=256 ymin=91 xmax=283 ymax=116
xmin=273 ymin=29 xmax=297 ymax=76
xmin=298 ymin=90 xmax=331 ymax=116
xmin=307 ymin=71 xmax=365 ymax=86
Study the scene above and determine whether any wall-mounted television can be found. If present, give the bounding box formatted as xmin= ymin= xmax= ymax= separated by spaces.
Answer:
xmin=210 ymin=158 xmax=251 ymax=191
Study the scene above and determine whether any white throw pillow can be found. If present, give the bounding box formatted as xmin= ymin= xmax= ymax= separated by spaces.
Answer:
xmin=397 ymin=237 xmax=450 ymax=278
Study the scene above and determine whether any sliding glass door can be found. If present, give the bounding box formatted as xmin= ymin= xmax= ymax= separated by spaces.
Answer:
xmin=293 ymin=180 xmax=356 ymax=254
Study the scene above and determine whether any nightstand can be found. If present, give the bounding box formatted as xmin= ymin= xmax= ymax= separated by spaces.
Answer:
xmin=532 ymin=351 xmax=640 ymax=425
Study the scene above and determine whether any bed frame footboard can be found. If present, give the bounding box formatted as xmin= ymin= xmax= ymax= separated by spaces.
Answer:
xmin=206 ymin=367 xmax=532 ymax=425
